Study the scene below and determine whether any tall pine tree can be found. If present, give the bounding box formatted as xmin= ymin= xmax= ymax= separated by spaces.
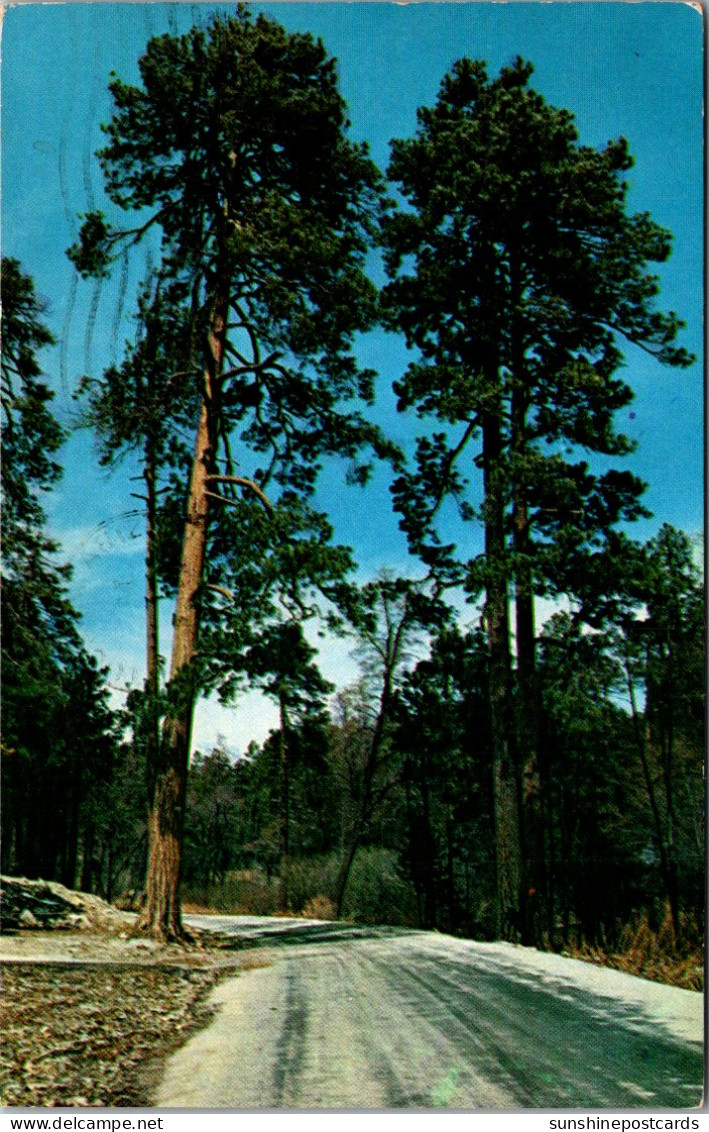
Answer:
xmin=381 ymin=58 xmax=693 ymax=938
xmin=69 ymin=9 xmax=391 ymax=938
xmin=1 ymin=259 xmax=117 ymax=884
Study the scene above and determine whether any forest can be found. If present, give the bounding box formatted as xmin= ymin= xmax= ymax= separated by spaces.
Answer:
xmin=1 ymin=8 xmax=704 ymax=979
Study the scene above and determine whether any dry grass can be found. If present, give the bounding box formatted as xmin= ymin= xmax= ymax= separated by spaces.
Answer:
xmin=565 ymin=907 xmax=704 ymax=991
xmin=301 ymin=894 xmax=337 ymax=920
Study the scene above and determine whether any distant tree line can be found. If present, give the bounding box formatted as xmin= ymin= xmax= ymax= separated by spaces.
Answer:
xmin=175 ymin=545 xmax=703 ymax=956
xmin=1 ymin=8 xmax=702 ymax=956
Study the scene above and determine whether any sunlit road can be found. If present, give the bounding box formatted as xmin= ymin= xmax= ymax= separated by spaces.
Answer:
xmin=154 ymin=916 xmax=704 ymax=1110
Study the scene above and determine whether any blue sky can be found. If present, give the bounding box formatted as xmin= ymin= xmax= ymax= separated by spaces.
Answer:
xmin=3 ymin=2 xmax=704 ymax=753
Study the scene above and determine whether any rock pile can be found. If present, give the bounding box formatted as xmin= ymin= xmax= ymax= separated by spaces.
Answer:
xmin=0 ymin=877 xmax=84 ymax=933
xmin=0 ymin=876 xmax=134 ymax=935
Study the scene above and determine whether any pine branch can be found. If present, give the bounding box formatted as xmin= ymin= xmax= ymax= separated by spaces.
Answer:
xmin=206 ymin=583 xmax=235 ymax=602
xmin=205 ymin=475 xmax=274 ymax=514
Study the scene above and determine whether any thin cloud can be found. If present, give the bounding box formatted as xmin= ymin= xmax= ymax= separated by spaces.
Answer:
xmin=49 ymin=520 xmax=145 ymax=563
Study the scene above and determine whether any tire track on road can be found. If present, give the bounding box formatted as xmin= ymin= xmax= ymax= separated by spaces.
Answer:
xmin=383 ymin=952 xmax=583 ymax=1106
xmin=155 ymin=922 xmax=704 ymax=1110
xmin=334 ymin=949 xmax=426 ymax=1107
xmin=371 ymin=947 xmax=701 ymax=1108
xmin=272 ymin=964 xmax=309 ymax=1107
xmin=347 ymin=945 xmax=514 ymax=1108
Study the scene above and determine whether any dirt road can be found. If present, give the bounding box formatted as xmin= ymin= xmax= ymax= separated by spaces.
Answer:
xmin=153 ymin=917 xmax=703 ymax=1110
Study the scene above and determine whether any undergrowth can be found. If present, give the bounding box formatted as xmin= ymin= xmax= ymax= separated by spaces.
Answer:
xmin=183 ymin=875 xmax=703 ymax=991
xmin=563 ymin=907 xmax=704 ymax=991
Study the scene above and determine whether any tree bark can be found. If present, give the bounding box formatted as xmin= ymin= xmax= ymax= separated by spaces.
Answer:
xmin=624 ymin=649 xmax=679 ymax=946
xmin=645 ymin=637 xmax=681 ymax=943
xmin=279 ymin=689 xmax=291 ymax=913
xmin=136 ymin=283 xmax=227 ymax=941
xmin=482 ymin=403 xmax=522 ymax=940
xmin=333 ymin=835 xmax=360 ymax=920
xmin=511 ymin=396 xmax=547 ymax=944
xmin=419 ymin=751 xmax=438 ymax=930
xmin=143 ymin=429 xmax=161 ymax=812
xmin=63 ymin=752 xmax=81 ymax=890
xmin=509 ymin=256 xmax=547 ymax=945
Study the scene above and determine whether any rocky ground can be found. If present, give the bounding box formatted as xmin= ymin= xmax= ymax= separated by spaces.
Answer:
xmin=1 ymin=964 xmax=223 ymax=1108
xmin=0 ymin=878 xmax=242 ymax=1109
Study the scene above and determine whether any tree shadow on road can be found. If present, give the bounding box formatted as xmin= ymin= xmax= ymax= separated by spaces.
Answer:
xmin=187 ymin=915 xmax=416 ymax=952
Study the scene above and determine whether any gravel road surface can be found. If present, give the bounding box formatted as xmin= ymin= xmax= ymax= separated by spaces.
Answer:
xmin=154 ymin=916 xmax=704 ymax=1110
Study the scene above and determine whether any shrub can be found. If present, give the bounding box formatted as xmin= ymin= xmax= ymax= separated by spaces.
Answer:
xmin=301 ymin=894 xmax=337 ymax=920
xmin=182 ymin=869 xmax=280 ymax=916
xmin=282 ymin=853 xmax=340 ymax=913
xmin=341 ymin=847 xmax=418 ymax=927
xmin=564 ymin=904 xmax=704 ymax=990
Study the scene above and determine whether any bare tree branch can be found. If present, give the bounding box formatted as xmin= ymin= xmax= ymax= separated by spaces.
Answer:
xmin=206 ymin=583 xmax=235 ymax=602
xmin=206 ymin=474 xmax=274 ymax=514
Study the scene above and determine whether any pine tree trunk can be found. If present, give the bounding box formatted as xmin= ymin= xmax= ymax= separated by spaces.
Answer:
xmin=482 ymin=405 xmax=522 ymax=940
xmin=514 ymin=573 xmax=547 ymax=944
xmin=512 ymin=447 xmax=546 ymax=944
xmin=136 ymin=286 xmax=227 ymax=941
xmin=333 ymin=835 xmax=360 ymax=919
xmin=144 ymin=434 xmax=161 ymax=811
xmin=624 ymin=650 xmax=679 ymax=946
xmin=658 ymin=637 xmax=681 ymax=942
xmin=63 ymin=753 xmax=81 ymax=890
xmin=509 ymin=261 xmax=547 ymax=945
xmin=419 ymin=754 xmax=438 ymax=930
xmin=445 ymin=818 xmax=456 ymax=932
xmin=80 ymin=821 xmax=95 ymax=893
xmin=279 ymin=690 xmax=290 ymax=913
